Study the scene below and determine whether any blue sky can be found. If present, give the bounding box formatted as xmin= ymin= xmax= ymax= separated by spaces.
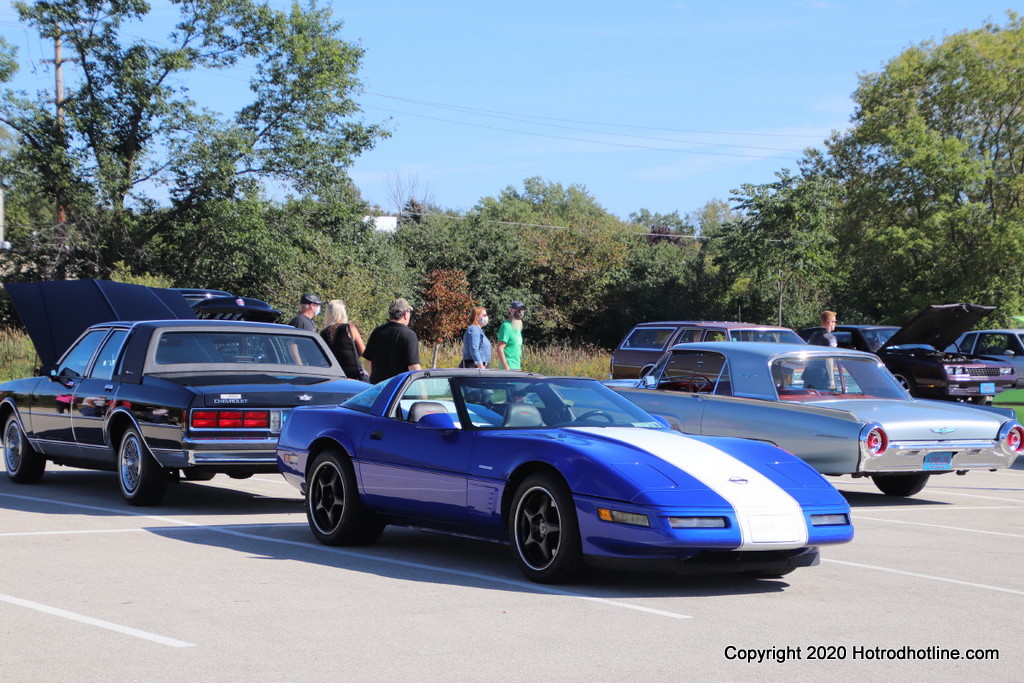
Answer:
xmin=0 ymin=1 xmax=1019 ymax=219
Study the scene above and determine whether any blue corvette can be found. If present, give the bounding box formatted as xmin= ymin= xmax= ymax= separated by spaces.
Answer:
xmin=277 ymin=370 xmax=853 ymax=583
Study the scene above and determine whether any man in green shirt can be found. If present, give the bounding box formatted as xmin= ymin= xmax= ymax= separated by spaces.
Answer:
xmin=496 ymin=300 xmax=526 ymax=370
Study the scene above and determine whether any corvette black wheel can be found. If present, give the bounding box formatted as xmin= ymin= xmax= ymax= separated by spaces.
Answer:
xmin=306 ymin=450 xmax=384 ymax=546
xmin=3 ymin=414 xmax=45 ymax=483
xmin=871 ymin=473 xmax=930 ymax=497
xmin=509 ymin=472 xmax=583 ymax=584
xmin=117 ymin=428 xmax=168 ymax=506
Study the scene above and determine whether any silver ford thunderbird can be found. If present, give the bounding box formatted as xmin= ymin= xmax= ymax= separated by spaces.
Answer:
xmin=609 ymin=342 xmax=1023 ymax=496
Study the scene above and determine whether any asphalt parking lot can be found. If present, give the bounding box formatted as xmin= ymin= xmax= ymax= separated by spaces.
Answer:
xmin=1 ymin=460 xmax=1021 ymax=682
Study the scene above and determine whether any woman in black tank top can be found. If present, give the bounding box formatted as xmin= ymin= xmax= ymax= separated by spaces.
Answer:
xmin=319 ymin=299 xmax=367 ymax=380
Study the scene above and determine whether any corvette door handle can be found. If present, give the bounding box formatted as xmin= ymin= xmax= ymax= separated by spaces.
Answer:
xmin=370 ymin=431 xmax=384 ymax=440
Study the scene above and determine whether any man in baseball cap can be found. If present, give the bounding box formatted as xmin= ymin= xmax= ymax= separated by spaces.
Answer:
xmin=289 ymin=293 xmax=322 ymax=331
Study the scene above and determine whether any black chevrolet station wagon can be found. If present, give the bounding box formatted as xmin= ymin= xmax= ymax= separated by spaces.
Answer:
xmin=0 ymin=281 xmax=368 ymax=506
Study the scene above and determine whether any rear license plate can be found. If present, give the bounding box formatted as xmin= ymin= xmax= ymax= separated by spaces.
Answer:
xmin=980 ymin=382 xmax=995 ymax=394
xmin=923 ymin=452 xmax=953 ymax=470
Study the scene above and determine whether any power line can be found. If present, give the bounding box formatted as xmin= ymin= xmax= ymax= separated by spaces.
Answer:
xmin=0 ymin=18 xmax=828 ymax=154
xmin=370 ymin=99 xmax=806 ymax=153
xmin=366 ymin=92 xmax=829 ymax=140
xmin=366 ymin=106 xmax=801 ymax=160
xmin=397 ymin=210 xmax=708 ymax=238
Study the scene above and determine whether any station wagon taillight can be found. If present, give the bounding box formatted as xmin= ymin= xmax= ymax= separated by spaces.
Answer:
xmin=191 ymin=409 xmax=270 ymax=429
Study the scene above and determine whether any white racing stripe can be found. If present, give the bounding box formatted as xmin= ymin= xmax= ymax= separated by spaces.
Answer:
xmin=570 ymin=428 xmax=809 ymax=549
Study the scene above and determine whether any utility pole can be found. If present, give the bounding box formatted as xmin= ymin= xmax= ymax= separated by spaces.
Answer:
xmin=0 ymin=186 xmax=10 ymax=251
xmin=44 ymin=29 xmax=69 ymax=224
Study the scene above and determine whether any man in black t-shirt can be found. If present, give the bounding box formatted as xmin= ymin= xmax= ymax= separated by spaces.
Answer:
xmin=807 ymin=310 xmax=838 ymax=348
xmin=288 ymin=293 xmax=322 ymax=332
xmin=362 ymin=298 xmax=422 ymax=383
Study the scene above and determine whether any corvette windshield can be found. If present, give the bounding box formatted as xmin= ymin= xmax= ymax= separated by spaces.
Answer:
xmin=772 ymin=354 xmax=906 ymax=401
xmin=455 ymin=377 xmax=663 ymax=429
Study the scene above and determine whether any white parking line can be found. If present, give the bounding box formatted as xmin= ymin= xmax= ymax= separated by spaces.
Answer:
xmin=851 ymin=515 xmax=1024 ymax=538
xmin=0 ymin=528 xmax=146 ymax=537
xmin=922 ymin=490 xmax=1024 ymax=503
xmin=851 ymin=505 xmax=1024 ymax=512
xmin=0 ymin=492 xmax=692 ymax=621
xmin=0 ymin=594 xmax=195 ymax=648
xmin=822 ymin=559 xmax=1024 ymax=596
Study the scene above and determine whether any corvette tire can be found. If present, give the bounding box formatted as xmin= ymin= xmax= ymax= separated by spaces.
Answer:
xmin=509 ymin=472 xmax=583 ymax=584
xmin=306 ymin=450 xmax=384 ymax=546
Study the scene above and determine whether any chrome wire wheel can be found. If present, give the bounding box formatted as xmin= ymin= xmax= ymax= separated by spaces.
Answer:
xmin=117 ymin=428 xmax=166 ymax=505
xmin=514 ymin=485 xmax=563 ymax=571
xmin=3 ymin=414 xmax=44 ymax=483
xmin=4 ymin=418 xmax=22 ymax=473
xmin=118 ymin=432 xmax=142 ymax=494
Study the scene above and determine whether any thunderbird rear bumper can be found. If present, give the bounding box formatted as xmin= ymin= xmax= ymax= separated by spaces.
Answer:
xmin=858 ymin=439 xmax=1014 ymax=473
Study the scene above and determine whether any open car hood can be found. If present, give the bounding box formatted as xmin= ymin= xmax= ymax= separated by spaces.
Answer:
xmin=193 ymin=296 xmax=282 ymax=323
xmin=4 ymin=279 xmax=195 ymax=367
xmin=881 ymin=303 xmax=995 ymax=351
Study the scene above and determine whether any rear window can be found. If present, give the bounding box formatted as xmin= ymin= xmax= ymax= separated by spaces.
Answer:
xmin=620 ymin=326 xmax=676 ymax=350
xmin=729 ymin=329 xmax=804 ymax=343
xmin=154 ymin=331 xmax=332 ymax=368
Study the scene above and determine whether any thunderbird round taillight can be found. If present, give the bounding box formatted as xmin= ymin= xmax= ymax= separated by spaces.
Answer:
xmin=860 ymin=423 xmax=888 ymax=456
xmin=1005 ymin=425 xmax=1024 ymax=453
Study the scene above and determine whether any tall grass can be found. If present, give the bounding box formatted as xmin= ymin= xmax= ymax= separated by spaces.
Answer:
xmin=0 ymin=328 xmax=613 ymax=382
xmin=0 ymin=328 xmax=38 ymax=382
xmin=419 ymin=340 xmax=611 ymax=378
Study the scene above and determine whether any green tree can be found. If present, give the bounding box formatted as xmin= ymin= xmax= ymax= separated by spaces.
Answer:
xmin=0 ymin=0 xmax=386 ymax=281
xmin=628 ymin=208 xmax=695 ymax=245
xmin=471 ymin=177 xmax=631 ymax=343
xmin=715 ymin=167 xmax=840 ymax=328
xmin=824 ymin=12 xmax=1024 ymax=324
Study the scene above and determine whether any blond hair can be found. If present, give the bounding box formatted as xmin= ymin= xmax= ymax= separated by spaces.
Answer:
xmin=322 ymin=299 xmax=349 ymax=328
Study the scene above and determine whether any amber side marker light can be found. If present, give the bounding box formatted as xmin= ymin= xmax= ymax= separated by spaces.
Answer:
xmin=596 ymin=508 xmax=651 ymax=527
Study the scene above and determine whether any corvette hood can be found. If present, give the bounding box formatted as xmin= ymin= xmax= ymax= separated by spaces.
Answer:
xmin=4 ymin=279 xmax=195 ymax=366
xmin=803 ymin=398 xmax=1007 ymax=440
xmin=881 ymin=303 xmax=995 ymax=351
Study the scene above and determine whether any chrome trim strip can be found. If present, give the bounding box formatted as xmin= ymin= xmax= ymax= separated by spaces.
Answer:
xmin=886 ymin=439 xmax=995 ymax=450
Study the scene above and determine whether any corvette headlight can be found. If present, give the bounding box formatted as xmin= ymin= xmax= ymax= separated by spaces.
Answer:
xmin=668 ymin=516 xmax=727 ymax=528
xmin=596 ymin=508 xmax=650 ymax=527
xmin=810 ymin=513 xmax=849 ymax=526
